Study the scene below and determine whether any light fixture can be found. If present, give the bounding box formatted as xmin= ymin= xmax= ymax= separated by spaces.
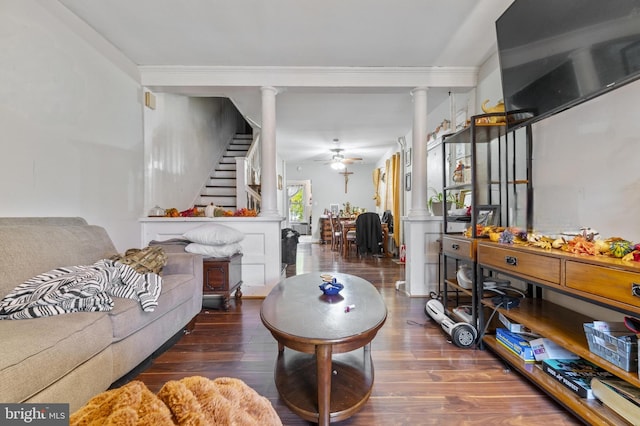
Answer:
xmin=330 ymin=152 xmax=346 ymax=170
xmin=331 ymin=161 xmax=345 ymax=170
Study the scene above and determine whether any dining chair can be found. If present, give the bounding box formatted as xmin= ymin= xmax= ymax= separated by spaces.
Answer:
xmin=344 ymin=222 xmax=357 ymax=256
xmin=355 ymin=212 xmax=383 ymax=256
xmin=329 ymin=214 xmax=342 ymax=251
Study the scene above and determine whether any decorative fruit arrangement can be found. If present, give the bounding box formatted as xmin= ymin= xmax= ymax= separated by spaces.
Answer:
xmin=610 ymin=239 xmax=633 ymax=258
xmin=468 ymin=225 xmax=640 ymax=263
xmin=163 ymin=206 xmax=258 ymax=218
xmin=233 ymin=208 xmax=257 ymax=217
xmin=179 ymin=206 xmax=203 ymax=217
xmin=216 ymin=208 xmax=258 ymax=217
xmin=164 ymin=208 xmax=179 ymax=217
xmin=623 ymin=244 xmax=640 ymax=262
xmin=163 ymin=206 xmax=203 ymax=217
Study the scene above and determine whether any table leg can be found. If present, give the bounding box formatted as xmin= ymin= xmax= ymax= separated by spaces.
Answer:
xmin=382 ymin=227 xmax=389 ymax=257
xmin=316 ymin=344 xmax=332 ymax=425
xmin=342 ymin=227 xmax=347 ymax=257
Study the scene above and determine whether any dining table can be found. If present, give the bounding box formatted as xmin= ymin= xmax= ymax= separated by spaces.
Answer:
xmin=341 ymin=221 xmax=390 ymax=257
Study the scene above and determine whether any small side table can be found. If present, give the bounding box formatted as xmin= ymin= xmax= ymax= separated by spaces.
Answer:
xmin=202 ymin=253 xmax=243 ymax=310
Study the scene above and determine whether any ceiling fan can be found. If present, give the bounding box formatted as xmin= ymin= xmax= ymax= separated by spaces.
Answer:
xmin=317 ymin=149 xmax=363 ymax=170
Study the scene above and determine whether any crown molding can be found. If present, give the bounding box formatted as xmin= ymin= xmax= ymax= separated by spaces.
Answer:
xmin=139 ymin=66 xmax=478 ymax=89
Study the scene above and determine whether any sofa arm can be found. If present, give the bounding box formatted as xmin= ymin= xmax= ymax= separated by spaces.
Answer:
xmin=163 ymin=252 xmax=202 ymax=277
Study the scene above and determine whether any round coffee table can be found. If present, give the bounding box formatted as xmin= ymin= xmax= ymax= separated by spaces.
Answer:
xmin=260 ymin=272 xmax=387 ymax=425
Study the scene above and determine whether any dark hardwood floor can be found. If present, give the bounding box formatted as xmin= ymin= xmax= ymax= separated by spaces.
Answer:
xmin=134 ymin=240 xmax=580 ymax=425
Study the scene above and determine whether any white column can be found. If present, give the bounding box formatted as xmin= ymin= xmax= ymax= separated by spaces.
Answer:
xmin=259 ymin=86 xmax=279 ymax=217
xmin=401 ymin=87 xmax=442 ymax=296
xmin=403 ymin=217 xmax=443 ymax=296
xmin=409 ymin=87 xmax=429 ymax=218
xmin=571 ymin=48 xmax=599 ymax=95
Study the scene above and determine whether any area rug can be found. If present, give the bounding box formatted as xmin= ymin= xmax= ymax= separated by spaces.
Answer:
xmin=70 ymin=376 xmax=282 ymax=426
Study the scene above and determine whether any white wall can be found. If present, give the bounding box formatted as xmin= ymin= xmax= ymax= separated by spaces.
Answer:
xmin=277 ymin=154 xmax=286 ymax=217
xmin=534 ymin=81 xmax=640 ymax=320
xmin=285 ymin=162 xmax=377 ymax=241
xmin=532 ymin=78 xmax=640 ymax=241
xmin=425 ymin=91 xmax=476 ymax=199
xmin=0 ymin=0 xmax=143 ymax=251
xmin=143 ymin=94 xmax=239 ymax=213
xmin=0 ymin=1 xmax=243 ymax=253
xmin=476 ymin=53 xmax=504 ymax=112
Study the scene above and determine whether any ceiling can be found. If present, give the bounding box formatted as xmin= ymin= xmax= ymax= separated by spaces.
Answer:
xmin=56 ymin=0 xmax=514 ymax=164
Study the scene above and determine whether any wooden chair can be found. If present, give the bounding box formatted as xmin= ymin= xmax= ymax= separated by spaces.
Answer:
xmin=344 ymin=222 xmax=357 ymax=256
xmin=329 ymin=214 xmax=342 ymax=251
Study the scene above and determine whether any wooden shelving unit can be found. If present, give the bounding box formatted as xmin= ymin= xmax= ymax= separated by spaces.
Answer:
xmin=484 ymin=337 xmax=630 ymax=426
xmin=439 ymin=113 xmax=532 ymax=339
xmin=477 ymin=240 xmax=640 ymax=424
xmin=439 ymin=113 xmax=640 ymax=424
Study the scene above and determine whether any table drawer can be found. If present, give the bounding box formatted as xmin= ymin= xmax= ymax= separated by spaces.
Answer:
xmin=566 ymin=261 xmax=640 ymax=308
xmin=442 ymin=236 xmax=475 ymax=260
xmin=478 ymin=244 xmax=561 ymax=285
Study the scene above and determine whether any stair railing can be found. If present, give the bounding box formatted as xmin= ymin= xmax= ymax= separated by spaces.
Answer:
xmin=235 ymin=131 xmax=261 ymax=211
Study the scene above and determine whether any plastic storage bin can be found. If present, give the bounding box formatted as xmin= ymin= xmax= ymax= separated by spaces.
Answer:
xmin=583 ymin=322 xmax=638 ymax=372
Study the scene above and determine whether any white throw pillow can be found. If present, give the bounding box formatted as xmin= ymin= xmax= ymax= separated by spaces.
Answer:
xmin=183 ymin=224 xmax=245 ymax=246
xmin=185 ymin=242 xmax=243 ymax=258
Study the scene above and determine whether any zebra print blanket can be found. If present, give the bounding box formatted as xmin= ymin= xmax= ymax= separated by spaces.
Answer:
xmin=0 ymin=259 xmax=162 ymax=320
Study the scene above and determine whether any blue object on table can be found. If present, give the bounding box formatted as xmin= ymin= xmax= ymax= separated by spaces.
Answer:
xmin=319 ymin=278 xmax=344 ymax=295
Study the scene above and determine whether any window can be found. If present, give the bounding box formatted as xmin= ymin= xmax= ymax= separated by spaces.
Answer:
xmin=288 ymin=185 xmax=305 ymax=222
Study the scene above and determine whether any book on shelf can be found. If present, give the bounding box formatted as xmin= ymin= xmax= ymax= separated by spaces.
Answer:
xmin=591 ymin=378 xmax=640 ymax=425
xmin=529 ymin=337 xmax=579 ymax=361
xmin=541 ymin=358 xmax=614 ymax=399
xmin=495 ymin=328 xmax=537 ymax=362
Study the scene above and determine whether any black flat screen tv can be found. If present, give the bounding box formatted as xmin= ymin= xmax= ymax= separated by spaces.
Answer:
xmin=496 ymin=0 xmax=640 ymax=128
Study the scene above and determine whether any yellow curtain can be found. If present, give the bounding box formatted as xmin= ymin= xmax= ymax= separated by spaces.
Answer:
xmin=372 ymin=168 xmax=381 ymax=207
xmin=384 ymin=158 xmax=392 ymax=211
xmin=384 ymin=153 xmax=401 ymax=247
xmin=391 ymin=153 xmax=401 ymax=247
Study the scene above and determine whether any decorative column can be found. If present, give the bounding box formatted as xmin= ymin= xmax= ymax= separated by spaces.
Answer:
xmin=259 ymin=86 xmax=279 ymax=217
xmin=409 ymin=87 xmax=429 ymax=218
xmin=402 ymin=87 xmax=441 ymax=297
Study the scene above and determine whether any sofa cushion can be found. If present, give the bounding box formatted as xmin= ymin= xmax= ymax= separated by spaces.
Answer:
xmin=108 ymin=274 xmax=197 ymax=342
xmin=0 ymin=312 xmax=112 ymax=403
xmin=0 ymin=225 xmax=118 ymax=297
xmin=0 ymin=217 xmax=88 ymax=226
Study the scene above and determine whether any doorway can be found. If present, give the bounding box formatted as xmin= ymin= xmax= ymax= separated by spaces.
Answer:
xmin=286 ymin=180 xmax=312 ymax=235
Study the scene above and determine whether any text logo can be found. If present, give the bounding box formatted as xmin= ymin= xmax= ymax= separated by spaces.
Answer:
xmin=0 ymin=404 xmax=68 ymax=425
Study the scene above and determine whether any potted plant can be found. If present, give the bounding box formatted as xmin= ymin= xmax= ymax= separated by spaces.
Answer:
xmin=428 ymin=188 xmax=458 ymax=216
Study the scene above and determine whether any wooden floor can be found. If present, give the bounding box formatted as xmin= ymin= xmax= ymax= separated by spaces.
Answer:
xmin=134 ymin=240 xmax=581 ymax=425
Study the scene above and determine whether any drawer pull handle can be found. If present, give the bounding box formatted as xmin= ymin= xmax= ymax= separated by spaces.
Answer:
xmin=505 ymin=256 xmax=518 ymax=266
xmin=632 ymin=283 xmax=640 ymax=298
xmin=451 ymin=244 xmax=460 ymax=250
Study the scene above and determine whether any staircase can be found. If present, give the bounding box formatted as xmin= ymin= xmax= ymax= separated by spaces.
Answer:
xmin=198 ymin=134 xmax=252 ymax=210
